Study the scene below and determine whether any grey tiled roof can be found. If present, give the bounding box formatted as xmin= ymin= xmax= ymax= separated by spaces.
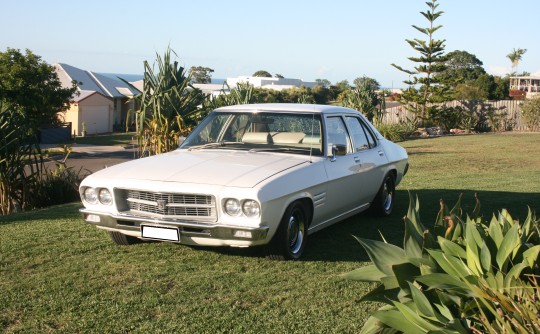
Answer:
xmin=55 ymin=63 xmax=141 ymax=100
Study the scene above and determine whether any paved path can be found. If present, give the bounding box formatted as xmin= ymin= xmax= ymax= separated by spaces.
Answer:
xmin=42 ymin=144 xmax=137 ymax=174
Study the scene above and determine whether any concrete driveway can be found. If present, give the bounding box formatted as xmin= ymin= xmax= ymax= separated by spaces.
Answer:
xmin=42 ymin=144 xmax=138 ymax=174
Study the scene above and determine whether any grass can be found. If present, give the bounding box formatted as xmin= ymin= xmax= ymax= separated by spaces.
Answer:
xmin=73 ymin=132 xmax=136 ymax=146
xmin=2 ymin=133 xmax=540 ymax=333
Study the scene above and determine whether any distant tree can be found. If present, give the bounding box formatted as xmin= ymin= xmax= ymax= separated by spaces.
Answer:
xmin=311 ymin=86 xmax=332 ymax=104
xmin=353 ymin=76 xmax=380 ymax=91
xmin=507 ymin=48 xmax=527 ymax=74
xmin=335 ymin=80 xmax=351 ymax=91
xmin=274 ymin=73 xmax=284 ymax=78
xmin=190 ymin=66 xmax=214 ymax=84
xmin=252 ymin=70 xmax=272 ymax=77
xmin=0 ymin=48 xmax=77 ymax=128
xmin=436 ymin=50 xmax=486 ymax=86
xmin=341 ymin=80 xmax=380 ymax=122
xmin=0 ymin=48 xmax=76 ymax=214
xmin=315 ymin=78 xmax=331 ymax=88
xmin=391 ymin=0 xmax=452 ymax=122
xmin=491 ymin=76 xmax=510 ymax=100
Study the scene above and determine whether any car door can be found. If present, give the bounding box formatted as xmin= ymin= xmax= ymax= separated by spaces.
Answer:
xmin=321 ymin=116 xmax=364 ymax=221
xmin=343 ymin=115 xmax=388 ymax=205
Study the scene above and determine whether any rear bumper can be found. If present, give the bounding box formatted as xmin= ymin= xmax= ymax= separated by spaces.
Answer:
xmin=80 ymin=208 xmax=270 ymax=247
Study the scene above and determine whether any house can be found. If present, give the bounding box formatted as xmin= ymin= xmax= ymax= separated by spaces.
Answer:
xmin=226 ymin=76 xmax=318 ymax=91
xmin=54 ymin=63 xmax=141 ymax=136
xmin=509 ymin=75 xmax=540 ymax=99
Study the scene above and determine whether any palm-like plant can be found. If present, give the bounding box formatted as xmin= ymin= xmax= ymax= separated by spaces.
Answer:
xmin=125 ymin=47 xmax=205 ymax=157
xmin=0 ymin=101 xmax=44 ymax=214
xmin=507 ymin=48 xmax=527 ymax=74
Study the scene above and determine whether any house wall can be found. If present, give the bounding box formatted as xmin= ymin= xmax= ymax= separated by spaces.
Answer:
xmin=58 ymin=104 xmax=80 ymax=137
xmin=226 ymin=76 xmax=318 ymax=89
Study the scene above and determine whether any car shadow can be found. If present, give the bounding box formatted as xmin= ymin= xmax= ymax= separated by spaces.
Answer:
xmin=196 ymin=189 xmax=540 ymax=262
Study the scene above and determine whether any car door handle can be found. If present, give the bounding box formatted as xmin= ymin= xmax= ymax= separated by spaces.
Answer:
xmin=378 ymin=150 xmax=385 ymax=156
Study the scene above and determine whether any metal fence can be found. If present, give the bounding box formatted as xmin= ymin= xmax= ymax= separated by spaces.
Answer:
xmin=382 ymin=100 xmax=536 ymax=131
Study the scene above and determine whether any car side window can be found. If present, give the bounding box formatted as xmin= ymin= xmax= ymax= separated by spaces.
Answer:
xmin=362 ymin=122 xmax=378 ymax=148
xmin=326 ymin=116 xmax=350 ymax=155
xmin=345 ymin=116 xmax=370 ymax=151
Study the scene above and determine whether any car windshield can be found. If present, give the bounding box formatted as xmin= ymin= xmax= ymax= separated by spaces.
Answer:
xmin=181 ymin=111 xmax=323 ymax=156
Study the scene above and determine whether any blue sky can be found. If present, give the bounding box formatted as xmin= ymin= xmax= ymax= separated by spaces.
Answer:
xmin=1 ymin=0 xmax=538 ymax=88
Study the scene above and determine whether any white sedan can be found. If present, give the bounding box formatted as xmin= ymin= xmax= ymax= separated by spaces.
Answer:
xmin=79 ymin=104 xmax=408 ymax=260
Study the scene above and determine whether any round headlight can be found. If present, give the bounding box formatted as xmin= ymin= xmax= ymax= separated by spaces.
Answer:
xmin=242 ymin=200 xmax=260 ymax=217
xmin=98 ymin=189 xmax=113 ymax=205
xmin=224 ymin=198 xmax=241 ymax=216
xmin=83 ymin=187 xmax=98 ymax=204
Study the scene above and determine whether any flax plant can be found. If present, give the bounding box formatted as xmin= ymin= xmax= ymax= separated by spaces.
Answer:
xmin=0 ymin=102 xmax=44 ymax=214
xmin=126 ymin=47 xmax=205 ymax=157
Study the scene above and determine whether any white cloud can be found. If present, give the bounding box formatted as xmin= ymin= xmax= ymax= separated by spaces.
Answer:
xmin=532 ymin=69 xmax=540 ymax=77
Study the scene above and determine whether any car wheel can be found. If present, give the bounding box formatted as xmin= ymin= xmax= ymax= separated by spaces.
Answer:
xmin=108 ymin=231 xmax=141 ymax=245
xmin=265 ymin=201 xmax=308 ymax=260
xmin=371 ymin=173 xmax=395 ymax=216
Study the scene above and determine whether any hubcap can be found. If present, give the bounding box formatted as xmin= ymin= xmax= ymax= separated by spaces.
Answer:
xmin=383 ymin=180 xmax=393 ymax=212
xmin=287 ymin=210 xmax=305 ymax=255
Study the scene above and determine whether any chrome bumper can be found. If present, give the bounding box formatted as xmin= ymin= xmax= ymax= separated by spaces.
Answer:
xmin=80 ymin=208 xmax=269 ymax=243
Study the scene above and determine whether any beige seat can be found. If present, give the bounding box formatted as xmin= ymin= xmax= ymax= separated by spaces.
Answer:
xmin=242 ymin=132 xmax=274 ymax=144
xmin=272 ymin=132 xmax=305 ymax=144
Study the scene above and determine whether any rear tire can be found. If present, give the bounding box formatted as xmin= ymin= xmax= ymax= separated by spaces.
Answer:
xmin=109 ymin=231 xmax=141 ymax=245
xmin=265 ymin=201 xmax=308 ymax=260
xmin=371 ymin=173 xmax=395 ymax=216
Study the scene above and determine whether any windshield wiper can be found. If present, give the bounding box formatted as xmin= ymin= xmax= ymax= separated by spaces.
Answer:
xmin=188 ymin=141 xmax=244 ymax=151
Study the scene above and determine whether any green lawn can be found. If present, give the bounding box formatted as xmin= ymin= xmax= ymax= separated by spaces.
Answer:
xmin=74 ymin=132 xmax=137 ymax=146
xmin=2 ymin=133 xmax=539 ymax=333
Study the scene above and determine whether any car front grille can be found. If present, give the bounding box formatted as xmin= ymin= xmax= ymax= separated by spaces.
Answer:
xmin=116 ymin=189 xmax=217 ymax=222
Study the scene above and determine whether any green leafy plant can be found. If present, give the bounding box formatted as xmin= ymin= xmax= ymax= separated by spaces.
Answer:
xmin=124 ymin=47 xmax=206 ymax=157
xmin=0 ymin=102 xmax=44 ymax=214
xmin=391 ymin=0 xmax=453 ymax=124
xmin=376 ymin=117 xmax=417 ymax=142
xmin=344 ymin=195 xmax=540 ymax=333
xmin=520 ymin=97 xmax=540 ymax=131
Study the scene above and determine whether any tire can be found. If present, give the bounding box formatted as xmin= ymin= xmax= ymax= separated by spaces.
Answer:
xmin=371 ymin=173 xmax=395 ymax=216
xmin=108 ymin=231 xmax=141 ymax=245
xmin=265 ymin=201 xmax=308 ymax=260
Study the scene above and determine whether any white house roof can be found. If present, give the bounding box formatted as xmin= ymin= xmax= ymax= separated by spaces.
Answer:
xmin=54 ymin=63 xmax=140 ymax=99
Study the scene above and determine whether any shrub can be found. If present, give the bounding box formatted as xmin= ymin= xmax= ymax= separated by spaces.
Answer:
xmin=376 ymin=118 xmax=417 ymax=142
xmin=521 ymin=97 xmax=540 ymax=131
xmin=344 ymin=195 xmax=540 ymax=333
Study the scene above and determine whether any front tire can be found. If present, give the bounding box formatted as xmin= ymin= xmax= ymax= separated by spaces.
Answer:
xmin=371 ymin=173 xmax=395 ymax=216
xmin=108 ymin=231 xmax=141 ymax=245
xmin=265 ymin=201 xmax=308 ymax=260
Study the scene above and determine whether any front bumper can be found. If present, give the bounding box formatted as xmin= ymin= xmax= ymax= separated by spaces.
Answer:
xmin=80 ymin=208 xmax=270 ymax=247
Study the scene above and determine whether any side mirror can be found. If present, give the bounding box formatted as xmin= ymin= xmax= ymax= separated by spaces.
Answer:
xmin=327 ymin=143 xmax=347 ymax=162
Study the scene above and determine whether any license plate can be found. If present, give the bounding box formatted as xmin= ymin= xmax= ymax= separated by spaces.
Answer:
xmin=141 ymin=225 xmax=180 ymax=242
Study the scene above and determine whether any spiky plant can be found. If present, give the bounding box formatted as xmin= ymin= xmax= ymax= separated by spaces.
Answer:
xmin=344 ymin=195 xmax=540 ymax=333
xmin=125 ymin=47 xmax=205 ymax=157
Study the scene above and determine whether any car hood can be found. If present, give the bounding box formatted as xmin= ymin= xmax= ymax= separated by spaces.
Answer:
xmin=87 ymin=149 xmax=310 ymax=188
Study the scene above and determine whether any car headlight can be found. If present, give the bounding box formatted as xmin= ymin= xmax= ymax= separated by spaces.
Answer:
xmin=224 ymin=198 xmax=241 ymax=216
xmin=83 ymin=187 xmax=98 ymax=204
xmin=242 ymin=200 xmax=260 ymax=217
xmin=98 ymin=189 xmax=113 ymax=205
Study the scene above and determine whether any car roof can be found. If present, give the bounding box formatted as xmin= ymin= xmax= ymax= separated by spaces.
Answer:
xmin=215 ymin=103 xmax=359 ymax=115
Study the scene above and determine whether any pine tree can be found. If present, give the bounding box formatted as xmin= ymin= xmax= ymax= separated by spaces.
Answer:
xmin=392 ymin=0 xmax=452 ymax=122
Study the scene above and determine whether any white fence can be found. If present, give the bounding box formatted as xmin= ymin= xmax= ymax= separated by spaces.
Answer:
xmin=382 ymin=100 xmax=536 ymax=131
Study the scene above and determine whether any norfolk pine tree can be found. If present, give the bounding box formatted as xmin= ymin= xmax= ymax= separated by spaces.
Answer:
xmin=392 ymin=0 xmax=452 ymax=124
